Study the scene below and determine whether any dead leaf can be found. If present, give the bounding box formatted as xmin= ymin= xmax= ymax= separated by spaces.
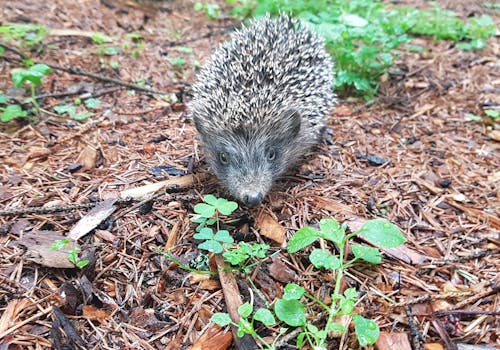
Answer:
xmin=424 ymin=343 xmax=445 ymax=350
xmin=198 ymin=279 xmax=221 ymax=290
xmin=189 ymin=324 xmax=232 ymax=350
xmin=77 ymin=145 xmax=98 ymax=170
xmin=268 ymin=258 xmax=297 ymax=283
xmin=312 ymin=196 xmax=355 ymax=214
xmin=376 ymin=332 xmax=412 ymax=350
xmin=254 ymin=270 xmax=278 ymax=300
xmin=26 ymin=146 xmax=51 ymax=160
xmin=69 ymin=198 xmax=117 ymax=240
xmin=15 ymin=230 xmax=78 ymax=268
xmin=95 ymin=229 xmax=116 ymax=242
xmin=82 ymin=305 xmax=112 ymax=323
xmin=188 ymin=272 xmax=212 ymax=284
xmin=130 ymin=307 xmax=168 ymax=331
xmin=256 ymin=210 xmax=286 ymax=244
xmin=0 ymin=299 xmax=31 ymax=333
xmin=120 ymin=174 xmax=208 ymax=200
xmin=143 ymin=143 xmax=156 ymax=156
xmin=488 ymin=129 xmax=500 ymax=142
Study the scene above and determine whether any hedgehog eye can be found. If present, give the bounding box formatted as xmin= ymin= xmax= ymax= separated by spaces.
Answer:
xmin=266 ymin=148 xmax=276 ymax=161
xmin=219 ymin=152 xmax=229 ymax=165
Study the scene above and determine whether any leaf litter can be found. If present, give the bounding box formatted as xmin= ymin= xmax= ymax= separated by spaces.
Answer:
xmin=0 ymin=0 xmax=498 ymax=349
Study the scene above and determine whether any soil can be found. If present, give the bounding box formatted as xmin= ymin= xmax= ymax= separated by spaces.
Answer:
xmin=0 ymin=1 xmax=498 ymax=349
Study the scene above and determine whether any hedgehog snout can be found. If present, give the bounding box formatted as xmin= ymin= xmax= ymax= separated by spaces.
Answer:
xmin=243 ymin=192 xmax=264 ymax=207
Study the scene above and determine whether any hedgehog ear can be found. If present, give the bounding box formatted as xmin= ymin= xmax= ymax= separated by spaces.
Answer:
xmin=280 ymin=109 xmax=301 ymax=138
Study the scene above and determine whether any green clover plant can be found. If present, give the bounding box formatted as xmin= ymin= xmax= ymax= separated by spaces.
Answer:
xmin=192 ymin=195 xmax=238 ymax=253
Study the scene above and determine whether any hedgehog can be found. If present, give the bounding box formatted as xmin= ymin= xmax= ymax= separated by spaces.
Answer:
xmin=189 ymin=14 xmax=335 ymax=207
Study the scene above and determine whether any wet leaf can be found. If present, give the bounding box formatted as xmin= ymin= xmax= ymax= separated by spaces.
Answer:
xmin=358 ymin=219 xmax=406 ymax=248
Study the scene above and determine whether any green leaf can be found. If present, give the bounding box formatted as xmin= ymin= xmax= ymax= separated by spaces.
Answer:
xmin=296 ymin=332 xmax=306 ymax=348
xmin=91 ymin=32 xmax=113 ymax=44
xmin=168 ymin=57 xmax=186 ymax=67
xmin=30 ymin=63 xmax=51 ymax=76
xmin=67 ymin=248 xmax=80 ymax=264
xmin=250 ymin=243 xmax=270 ymax=258
xmin=177 ymin=46 xmax=193 ymax=54
xmin=253 ymin=308 xmax=276 ymax=326
xmin=211 ymin=312 xmax=232 ymax=326
xmin=72 ymin=113 xmax=91 ymax=121
xmin=11 ymin=64 xmax=51 ymax=88
xmin=358 ymin=219 xmax=406 ymax=248
xmin=193 ymin=203 xmax=215 ymax=218
xmin=238 ymin=318 xmax=253 ymax=335
xmin=353 ymin=314 xmax=380 ymax=346
xmin=193 ymin=2 xmax=203 ymax=11
xmin=84 ymin=98 xmax=101 ymax=109
xmin=1 ymin=104 xmax=27 ymax=122
xmin=485 ymin=109 xmax=499 ymax=120
xmin=49 ymin=239 xmax=70 ymax=250
xmin=287 ymin=226 xmax=319 ymax=253
xmin=127 ymin=32 xmax=142 ymax=40
xmin=203 ymin=194 xmax=218 ymax=205
xmin=351 ymin=244 xmax=382 ymax=264
xmin=223 ymin=249 xmax=247 ymax=266
xmin=76 ymin=259 xmax=89 ymax=268
xmin=193 ymin=227 xmax=214 ymax=240
xmin=238 ymin=302 xmax=253 ymax=318
xmin=309 ymin=249 xmax=341 ymax=270
xmin=344 ymin=288 xmax=358 ymax=300
xmin=54 ymin=104 xmax=76 ymax=116
xmin=341 ymin=14 xmax=368 ymax=27
xmin=214 ymin=230 xmax=234 ymax=244
xmin=327 ymin=321 xmax=347 ymax=333
xmin=0 ymin=93 xmax=7 ymax=104
xmin=339 ymin=295 xmax=355 ymax=315
xmin=191 ymin=216 xmax=207 ymax=224
xmin=283 ymin=283 xmax=304 ymax=300
xmin=214 ymin=197 xmax=238 ymax=215
xmin=306 ymin=323 xmax=318 ymax=333
xmin=466 ymin=113 xmax=482 ymax=121
xmin=318 ymin=218 xmax=345 ymax=245
xmin=101 ymin=46 xmax=119 ymax=55
xmin=198 ymin=240 xmax=223 ymax=254
xmin=274 ymin=299 xmax=306 ymax=327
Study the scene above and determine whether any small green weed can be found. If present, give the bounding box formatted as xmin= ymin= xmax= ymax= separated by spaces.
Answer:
xmin=1 ymin=63 xmax=51 ymax=122
xmin=53 ymin=97 xmax=101 ymax=121
xmin=192 ymin=195 xmax=238 ymax=253
xmin=0 ymin=23 xmax=47 ymax=48
xmin=194 ymin=2 xmax=221 ymax=19
xmin=212 ymin=217 xmax=406 ymax=348
xmin=467 ymin=108 xmax=499 ymax=122
xmin=212 ymin=303 xmax=277 ymax=349
xmin=223 ymin=242 xmax=270 ymax=271
xmin=168 ymin=57 xmax=187 ymax=69
xmin=50 ymin=239 xmax=89 ymax=268
xmin=227 ymin=0 xmax=497 ymax=99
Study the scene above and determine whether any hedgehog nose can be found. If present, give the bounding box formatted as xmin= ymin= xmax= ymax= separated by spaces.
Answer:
xmin=244 ymin=192 xmax=263 ymax=207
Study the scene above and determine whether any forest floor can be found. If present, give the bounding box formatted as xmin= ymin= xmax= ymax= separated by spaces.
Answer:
xmin=0 ymin=0 xmax=498 ymax=349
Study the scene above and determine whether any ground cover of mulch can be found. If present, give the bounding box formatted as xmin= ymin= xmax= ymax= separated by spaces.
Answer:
xmin=0 ymin=0 xmax=498 ymax=349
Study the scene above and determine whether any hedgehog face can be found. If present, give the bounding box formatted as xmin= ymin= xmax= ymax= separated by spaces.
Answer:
xmin=196 ymin=110 xmax=302 ymax=207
